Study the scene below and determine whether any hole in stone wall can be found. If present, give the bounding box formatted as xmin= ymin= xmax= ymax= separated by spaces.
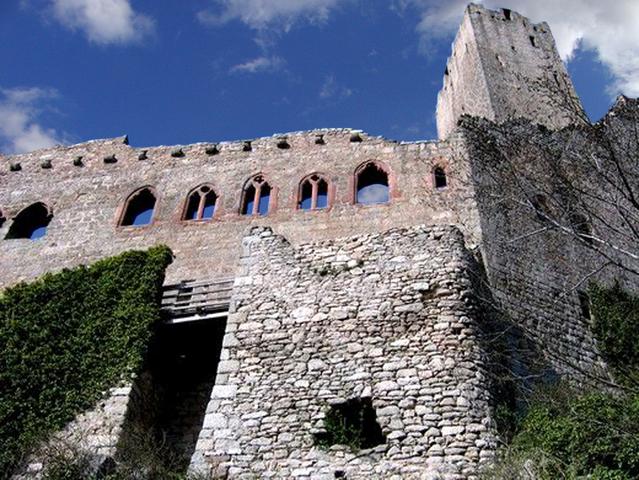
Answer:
xmin=122 ymin=317 xmax=227 ymax=475
xmin=578 ymin=291 xmax=591 ymax=322
xmin=531 ymin=194 xmax=551 ymax=223
xmin=529 ymin=35 xmax=537 ymax=47
xmin=434 ymin=166 xmax=447 ymax=189
xmin=5 ymin=202 xmax=52 ymax=240
xmin=0 ymin=211 xmax=5 ymax=229
xmin=570 ymin=213 xmax=593 ymax=244
xmin=314 ymin=398 xmax=385 ymax=450
xmin=503 ymin=8 xmax=512 ymax=20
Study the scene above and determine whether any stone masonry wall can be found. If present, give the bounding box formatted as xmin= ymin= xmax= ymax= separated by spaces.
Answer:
xmin=12 ymin=384 xmax=133 ymax=479
xmin=191 ymin=225 xmax=498 ymax=479
xmin=461 ymin=115 xmax=637 ymax=385
xmin=437 ymin=4 xmax=586 ymax=139
xmin=0 ymin=129 xmax=480 ymax=289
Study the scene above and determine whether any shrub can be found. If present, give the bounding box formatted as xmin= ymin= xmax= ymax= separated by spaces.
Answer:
xmin=0 ymin=246 xmax=173 ymax=477
xmin=589 ymin=282 xmax=639 ymax=387
xmin=487 ymin=386 xmax=639 ymax=479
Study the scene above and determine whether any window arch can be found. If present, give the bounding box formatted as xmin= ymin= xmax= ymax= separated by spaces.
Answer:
xmin=5 ymin=202 xmax=53 ymax=240
xmin=298 ymin=174 xmax=329 ymax=211
xmin=355 ymin=162 xmax=389 ymax=205
xmin=120 ymin=187 xmax=157 ymax=227
xmin=433 ymin=166 xmax=447 ymax=189
xmin=241 ymin=175 xmax=272 ymax=216
xmin=183 ymin=185 xmax=218 ymax=221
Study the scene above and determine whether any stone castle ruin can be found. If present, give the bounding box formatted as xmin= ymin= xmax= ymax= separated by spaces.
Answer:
xmin=3 ymin=3 xmax=637 ymax=479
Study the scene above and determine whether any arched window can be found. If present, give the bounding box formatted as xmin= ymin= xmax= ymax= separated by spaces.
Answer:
xmin=120 ymin=187 xmax=157 ymax=227
xmin=433 ymin=166 xmax=447 ymax=189
xmin=184 ymin=185 xmax=218 ymax=221
xmin=299 ymin=174 xmax=329 ymax=211
xmin=355 ymin=162 xmax=389 ymax=205
xmin=241 ymin=175 xmax=272 ymax=216
xmin=0 ymin=210 xmax=5 ymax=229
xmin=5 ymin=202 xmax=52 ymax=240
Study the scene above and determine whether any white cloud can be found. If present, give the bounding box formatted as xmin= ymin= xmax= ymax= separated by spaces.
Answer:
xmin=198 ymin=0 xmax=346 ymax=31
xmin=398 ymin=0 xmax=639 ymax=97
xmin=319 ymin=75 xmax=353 ymax=99
xmin=0 ymin=87 xmax=63 ymax=154
xmin=230 ymin=55 xmax=286 ymax=74
xmin=357 ymin=184 xmax=389 ymax=205
xmin=50 ymin=0 xmax=154 ymax=45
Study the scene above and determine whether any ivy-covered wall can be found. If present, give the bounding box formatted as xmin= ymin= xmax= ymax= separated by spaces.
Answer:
xmin=0 ymin=246 xmax=172 ymax=478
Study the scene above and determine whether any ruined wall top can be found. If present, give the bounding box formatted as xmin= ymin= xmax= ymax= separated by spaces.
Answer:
xmin=436 ymin=3 xmax=587 ymax=139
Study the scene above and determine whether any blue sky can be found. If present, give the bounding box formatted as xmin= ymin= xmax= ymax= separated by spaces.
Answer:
xmin=0 ymin=0 xmax=635 ymax=153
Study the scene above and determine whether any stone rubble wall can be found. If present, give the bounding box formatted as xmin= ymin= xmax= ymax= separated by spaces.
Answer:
xmin=192 ymin=225 xmax=498 ymax=479
xmin=11 ymin=385 xmax=133 ymax=479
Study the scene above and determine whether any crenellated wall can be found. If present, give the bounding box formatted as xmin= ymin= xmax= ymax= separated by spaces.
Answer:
xmin=0 ymin=129 xmax=480 ymax=288
xmin=437 ymin=3 xmax=586 ymax=139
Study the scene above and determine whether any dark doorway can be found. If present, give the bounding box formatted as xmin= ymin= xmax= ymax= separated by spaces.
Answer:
xmin=121 ymin=317 xmax=226 ymax=475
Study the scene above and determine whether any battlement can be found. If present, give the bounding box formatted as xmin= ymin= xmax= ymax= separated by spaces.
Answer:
xmin=0 ymin=128 xmax=439 ymax=174
xmin=0 ymin=125 xmax=477 ymax=289
xmin=436 ymin=3 xmax=587 ymax=138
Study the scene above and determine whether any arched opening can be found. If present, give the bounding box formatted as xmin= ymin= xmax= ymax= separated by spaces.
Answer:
xmin=5 ymin=202 xmax=53 ymax=240
xmin=0 ymin=210 xmax=5 ymax=229
xmin=183 ymin=185 xmax=217 ymax=221
xmin=241 ymin=175 xmax=272 ymax=216
xmin=298 ymin=174 xmax=329 ymax=211
xmin=120 ymin=188 xmax=157 ymax=227
xmin=355 ymin=162 xmax=389 ymax=205
xmin=433 ymin=166 xmax=447 ymax=189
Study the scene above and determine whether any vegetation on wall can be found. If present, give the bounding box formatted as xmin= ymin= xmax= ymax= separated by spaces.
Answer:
xmin=589 ymin=282 xmax=639 ymax=387
xmin=485 ymin=387 xmax=639 ymax=480
xmin=0 ymin=246 xmax=173 ymax=478
xmin=485 ymin=282 xmax=639 ymax=479
xmin=314 ymin=398 xmax=386 ymax=451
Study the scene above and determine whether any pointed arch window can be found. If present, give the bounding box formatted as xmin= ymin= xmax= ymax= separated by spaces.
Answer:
xmin=433 ymin=166 xmax=447 ymax=189
xmin=184 ymin=185 xmax=218 ymax=221
xmin=355 ymin=162 xmax=389 ymax=205
xmin=5 ymin=202 xmax=53 ymax=240
xmin=299 ymin=174 xmax=329 ymax=211
xmin=120 ymin=187 xmax=157 ymax=227
xmin=241 ymin=175 xmax=272 ymax=216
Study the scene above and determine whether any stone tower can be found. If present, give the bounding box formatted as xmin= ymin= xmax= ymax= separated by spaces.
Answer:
xmin=436 ymin=3 xmax=587 ymax=139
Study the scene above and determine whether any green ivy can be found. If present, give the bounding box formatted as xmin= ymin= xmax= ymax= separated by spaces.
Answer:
xmin=0 ymin=246 xmax=173 ymax=478
xmin=509 ymin=389 xmax=639 ymax=479
xmin=589 ymin=282 xmax=639 ymax=386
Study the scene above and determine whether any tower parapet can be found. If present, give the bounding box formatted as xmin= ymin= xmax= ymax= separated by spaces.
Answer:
xmin=436 ymin=3 xmax=587 ymax=139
